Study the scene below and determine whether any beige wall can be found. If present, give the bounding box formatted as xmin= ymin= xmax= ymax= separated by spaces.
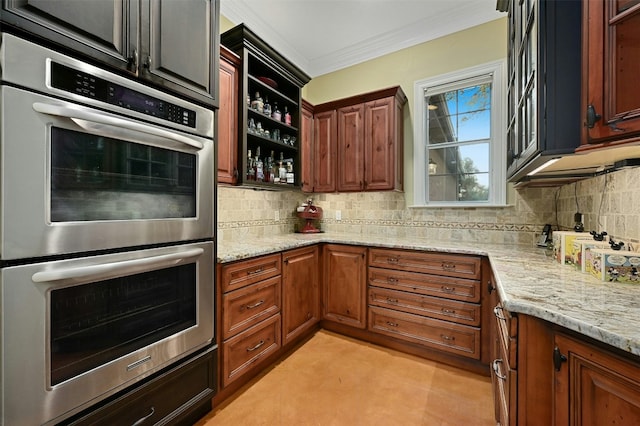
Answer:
xmin=217 ymin=16 xmax=640 ymax=248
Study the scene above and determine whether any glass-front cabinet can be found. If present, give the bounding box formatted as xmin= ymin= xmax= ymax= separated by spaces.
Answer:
xmin=221 ymin=24 xmax=311 ymax=189
xmin=503 ymin=0 xmax=582 ymax=182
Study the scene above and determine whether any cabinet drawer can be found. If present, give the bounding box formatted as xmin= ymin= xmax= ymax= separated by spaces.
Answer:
xmin=69 ymin=347 xmax=216 ymax=426
xmin=369 ymin=266 xmax=480 ymax=303
xmin=369 ymin=248 xmax=481 ymax=279
xmin=222 ymin=275 xmax=281 ymax=339
xmin=368 ymin=306 xmax=481 ymax=359
xmin=494 ymin=303 xmax=518 ymax=368
xmin=221 ymin=253 xmax=282 ymax=293
xmin=222 ymin=313 xmax=281 ymax=387
xmin=368 ymin=286 xmax=480 ymax=326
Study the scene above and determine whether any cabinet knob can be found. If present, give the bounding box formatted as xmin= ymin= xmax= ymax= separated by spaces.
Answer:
xmin=127 ymin=48 xmax=138 ymax=72
xmin=585 ymin=104 xmax=602 ymax=129
xmin=553 ymin=346 xmax=567 ymax=371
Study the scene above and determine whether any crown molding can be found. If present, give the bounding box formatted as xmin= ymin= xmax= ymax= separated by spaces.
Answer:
xmin=221 ymin=1 xmax=504 ymax=78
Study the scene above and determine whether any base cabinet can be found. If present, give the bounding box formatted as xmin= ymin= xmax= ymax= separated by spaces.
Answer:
xmin=367 ymin=248 xmax=483 ymax=360
xmin=219 ymin=253 xmax=282 ymax=387
xmin=554 ymin=333 xmax=640 ymax=426
xmin=282 ymin=245 xmax=320 ymax=344
xmin=322 ymin=244 xmax=367 ymax=328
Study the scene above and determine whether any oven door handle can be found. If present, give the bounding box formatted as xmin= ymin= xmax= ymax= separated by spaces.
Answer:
xmin=31 ymin=248 xmax=204 ymax=283
xmin=32 ymin=102 xmax=204 ymax=150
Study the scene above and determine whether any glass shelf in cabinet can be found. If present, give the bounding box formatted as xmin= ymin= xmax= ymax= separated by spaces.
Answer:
xmin=247 ymin=132 xmax=299 ymax=151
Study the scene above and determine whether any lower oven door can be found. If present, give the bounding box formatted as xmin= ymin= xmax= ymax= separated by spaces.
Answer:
xmin=0 ymin=241 xmax=214 ymax=425
xmin=0 ymin=85 xmax=214 ymax=261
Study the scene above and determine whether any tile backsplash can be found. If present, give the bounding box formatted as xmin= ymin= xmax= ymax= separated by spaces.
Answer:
xmin=217 ymin=167 xmax=639 ymax=248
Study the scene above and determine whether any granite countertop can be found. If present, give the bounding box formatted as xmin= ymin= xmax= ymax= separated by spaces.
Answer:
xmin=217 ymin=233 xmax=640 ymax=357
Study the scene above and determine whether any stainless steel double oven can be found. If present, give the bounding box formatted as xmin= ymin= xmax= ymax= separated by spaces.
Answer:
xmin=0 ymin=33 xmax=215 ymax=425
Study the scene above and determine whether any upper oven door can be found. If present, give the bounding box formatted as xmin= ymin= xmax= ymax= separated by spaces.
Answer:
xmin=0 ymin=86 xmax=214 ymax=260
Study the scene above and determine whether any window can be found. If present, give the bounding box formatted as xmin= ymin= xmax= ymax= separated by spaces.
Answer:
xmin=413 ymin=60 xmax=506 ymax=207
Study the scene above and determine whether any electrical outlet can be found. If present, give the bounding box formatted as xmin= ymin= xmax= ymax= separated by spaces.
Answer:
xmin=274 ymin=210 xmax=280 ymax=221
xmin=336 ymin=210 xmax=342 ymax=221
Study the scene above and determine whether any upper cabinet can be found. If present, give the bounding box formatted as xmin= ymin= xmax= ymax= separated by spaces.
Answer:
xmin=1 ymin=0 xmax=219 ymax=107
xmin=218 ymin=46 xmax=240 ymax=185
xmin=311 ymin=86 xmax=406 ymax=193
xmin=221 ymin=24 xmax=311 ymax=190
xmin=504 ymin=0 xmax=583 ymax=182
xmin=580 ymin=0 xmax=640 ymax=149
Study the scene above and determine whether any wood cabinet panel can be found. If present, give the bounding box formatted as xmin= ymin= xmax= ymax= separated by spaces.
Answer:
xmin=368 ymin=266 xmax=480 ymax=303
xmin=222 ymin=275 xmax=281 ymax=340
xmin=222 ymin=313 xmax=281 ymax=387
xmin=337 ymin=104 xmax=365 ymax=191
xmin=218 ymin=47 xmax=240 ymax=184
xmin=364 ymin=96 xmax=400 ymax=191
xmin=554 ymin=333 xmax=640 ymax=426
xmin=312 ymin=110 xmax=337 ymax=192
xmin=580 ymin=0 xmax=640 ymax=148
xmin=369 ymin=248 xmax=482 ymax=280
xmin=369 ymin=306 xmax=481 ymax=359
xmin=282 ymin=246 xmax=320 ymax=344
xmin=368 ymin=286 xmax=481 ymax=326
xmin=220 ymin=253 xmax=282 ymax=293
xmin=322 ymin=244 xmax=367 ymax=328
xmin=300 ymin=100 xmax=314 ymax=192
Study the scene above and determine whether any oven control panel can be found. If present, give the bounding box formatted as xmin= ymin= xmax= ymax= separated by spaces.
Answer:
xmin=50 ymin=61 xmax=196 ymax=129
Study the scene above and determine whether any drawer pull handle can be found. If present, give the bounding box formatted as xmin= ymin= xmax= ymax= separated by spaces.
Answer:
xmin=244 ymin=300 xmax=265 ymax=310
xmin=493 ymin=305 xmax=506 ymax=320
xmin=442 ymin=308 xmax=456 ymax=314
xmin=492 ymin=359 xmax=507 ymax=380
xmin=247 ymin=268 xmax=264 ymax=275
xmin=387 ymin=277 xmax=398 ymax=283
xmin=247 ymin=340 xmax=265 ymax=352
xmin=386 ymin=297 xmax=398 ymax=303
xmin=442 ymin=262 xmax=456 ymax=271
xmin=441 ymin=286 xmax=455 ymax=293
xmin=441 ymin=334 xmax=455 ymax=341
xmin=386 ymin=321 xmax=399 ymax=327
xmin=387 ymin=257 xmax=399 ymax=264
xmin=132 ymin=407 xmax=155 ymax=426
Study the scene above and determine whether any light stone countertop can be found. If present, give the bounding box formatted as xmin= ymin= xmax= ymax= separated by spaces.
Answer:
xmin=217 ymin=233 xmax=640 ymax=357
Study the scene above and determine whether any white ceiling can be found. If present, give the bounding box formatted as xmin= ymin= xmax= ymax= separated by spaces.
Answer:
xmin=220 ymin=0 xmax=505 ymax=78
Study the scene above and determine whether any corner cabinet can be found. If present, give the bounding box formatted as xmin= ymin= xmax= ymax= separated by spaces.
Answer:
xmin=579 ymin=0 xmax=640 ymax=149
xmin=312 ymin=86 xmax=406 ymax=193
xmin=282 ymin=246 xmax=320 ymax=344
xmin=1 ymin=0 xmax=219 ymax=107
xmin=322 ymin=244 xmax=367 ymax=328
xmin=502 ymin=0 xmax=582 ymax=182
xmin=221 ymin=24 xmax=311 ymax=190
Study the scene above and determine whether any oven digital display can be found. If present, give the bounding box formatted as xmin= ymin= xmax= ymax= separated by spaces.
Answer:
xmin=50 ymin=61 xmax=196 ymax=128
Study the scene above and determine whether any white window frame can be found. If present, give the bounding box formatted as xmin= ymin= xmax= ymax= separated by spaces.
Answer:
xmin=412 ymin=60 xmax=507 ymax=207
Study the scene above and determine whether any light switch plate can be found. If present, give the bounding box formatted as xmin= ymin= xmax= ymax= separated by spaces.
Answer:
xmin=336 ymin=210 xmax=342 ymax=221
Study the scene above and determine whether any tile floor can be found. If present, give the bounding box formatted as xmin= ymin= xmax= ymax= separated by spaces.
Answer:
xmin=196 ymin=330 xmax=494 ymax=425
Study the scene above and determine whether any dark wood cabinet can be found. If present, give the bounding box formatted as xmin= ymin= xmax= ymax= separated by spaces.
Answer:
xmin=218 ymin=46 xmax=240 ymax=184
xmin=312 ymin=86 xmax=406 ymax=193
xmin=322 ymin=244 xmax=367 ymax=328
xmin=502 ymin=0 xmax=582 ymax=182
xmin=282 ymin=245 xmax=320 ymax=344
xmin=312 ymin=109 xmax=338 ymax=193
xmin=1 ymin=0 xmax=220 ymax=106
xmin=221 ymin=24 xmax=311 ymax=190
xmin=554 ymin=333 xmax=640 ymax=426
xmin=579 ymin=0 xmax=640 ymax=149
